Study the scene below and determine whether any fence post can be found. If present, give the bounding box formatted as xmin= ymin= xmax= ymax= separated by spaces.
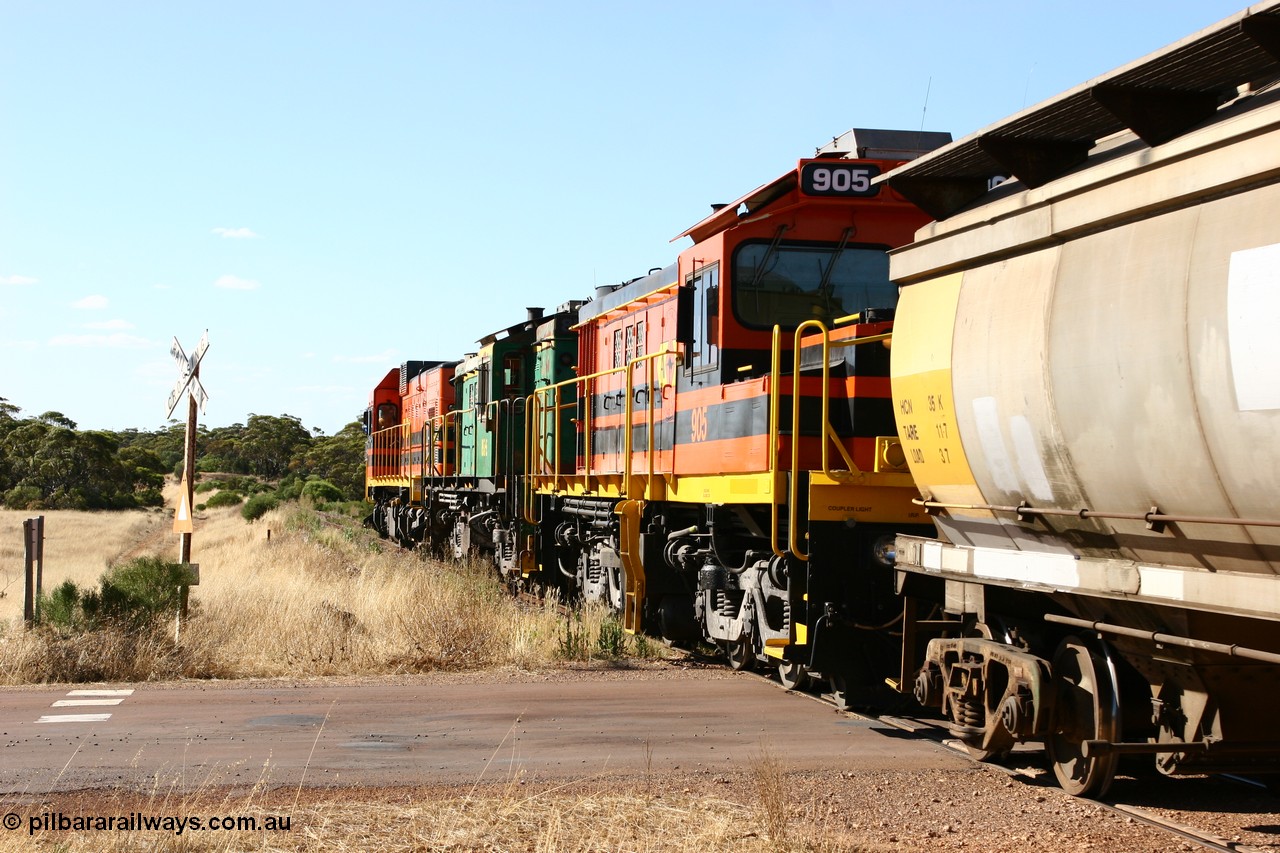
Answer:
xmin=22 ymin=517 xmax=43 ymax=628
xmin=33 ymin=515 xmax=44 ymax=618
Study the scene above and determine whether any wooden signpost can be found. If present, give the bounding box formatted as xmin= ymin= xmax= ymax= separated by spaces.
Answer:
xmin=167 ymin=331 xmax=208 ymax=636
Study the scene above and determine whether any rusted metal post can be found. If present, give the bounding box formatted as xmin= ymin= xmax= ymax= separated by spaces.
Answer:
xmin=176 ymin=369 xmax=197 ymax=639
xmin=167 ymin=331 xmax=208 ymax=641
xmin=22 ymin=519 xmax=35 ymax=627
xmin=32 ymin=515 xmax=43 ymax=621
xmin=22 ymin=516 xmax=43 ymax=626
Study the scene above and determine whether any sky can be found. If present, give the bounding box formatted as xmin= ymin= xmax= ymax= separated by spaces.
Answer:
xmin=0 ymin=0 xmax=1255 ymax=436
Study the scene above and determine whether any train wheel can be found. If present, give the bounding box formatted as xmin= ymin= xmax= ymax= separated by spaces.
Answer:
xmin=828 ymin=674 xmax=852 ymax=710
xmin=722 ymin=640 xmax=755 ymax=672
xmin=605 ymin=564 xmax=625 ymax=614
xmin=777 ymin=660 xmax=809 ymax=691
xmin=964 ymin=742 xmax=1012 ymax=763
xmin=1046 ymin=636 xmax=1120 ymax=797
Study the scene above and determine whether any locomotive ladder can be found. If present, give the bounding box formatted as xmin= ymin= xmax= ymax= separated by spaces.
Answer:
xmin=523 ymin=348 xmax=671 ymax=630
xmin=768 ymin=320 xmax=895 ymax=561
xmin=615 ymin=498 xmax=645 ymax=634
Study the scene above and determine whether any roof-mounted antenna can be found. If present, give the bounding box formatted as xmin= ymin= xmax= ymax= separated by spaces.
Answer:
xmin=920 ymin=76 xmax=932 ymax=133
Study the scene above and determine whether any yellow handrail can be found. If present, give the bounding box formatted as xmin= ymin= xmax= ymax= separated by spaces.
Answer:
xmin=527 ymin=345 xmax=673 ymax=498
xmin=781 ymin=323 xmax=898 ymax=560
xmin=788 ymin=320 xmax=829 ymax=561
xmin=367 ymin=422 xmax=408 ymax=482
xmin=427 ymin=410 xmax=461 ymax=483
xmin=522 ymin=392 xmax=541 ymax=524
xmin=769 ymin=325 xmax=784 ymax=558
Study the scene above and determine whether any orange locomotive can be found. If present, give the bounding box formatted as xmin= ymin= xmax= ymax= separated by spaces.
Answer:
xmin=364 ymin=360 xmax=457 ymax=546
xmin=518 ymin=128 xmax=949 ymax=699
xmin=364 ymin=128 xmax=949 ymax=700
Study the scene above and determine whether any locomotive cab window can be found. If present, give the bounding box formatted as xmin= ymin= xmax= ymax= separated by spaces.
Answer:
xmin=685 ymin=263 xmax=720 ymax=374
xmin=732 ymin=240 xmax=895 ymax=329
xmin=376 ymin=403 xmax=399 ymax=430
xmin=502 ymin=353 xmax=523 ymax=398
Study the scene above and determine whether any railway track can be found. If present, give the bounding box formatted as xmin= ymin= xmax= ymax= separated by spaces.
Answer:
xmin=396 ymin=556 xmax=1280 ymax=850
xmin=731 ymin=661 xmax=1278 ymax=853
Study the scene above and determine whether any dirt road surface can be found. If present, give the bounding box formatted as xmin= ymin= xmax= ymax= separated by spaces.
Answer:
xmin=0 ymin=664 xmax=967 ymax=795
xmin=7 ymin=664 xmax=1280 ymax=850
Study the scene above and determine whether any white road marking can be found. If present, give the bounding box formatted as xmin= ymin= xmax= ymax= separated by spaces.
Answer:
xmin=36 ymin=714 xmax=113 ymax=724
xmin=34 ymin=688 xmax=136 ymax=722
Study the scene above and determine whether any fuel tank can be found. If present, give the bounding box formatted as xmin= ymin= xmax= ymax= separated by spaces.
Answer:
xmin=889 ymin=86 xmax=1280 ymax=576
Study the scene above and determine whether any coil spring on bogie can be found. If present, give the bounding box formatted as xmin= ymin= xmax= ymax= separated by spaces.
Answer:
xmin=957 ymin=698 xmax=984 ymax=728
xmin=719 ymin=590 xmax=742 ymax=618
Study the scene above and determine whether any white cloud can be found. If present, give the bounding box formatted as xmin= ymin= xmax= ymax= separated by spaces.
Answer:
xmin=73 ymin=295 xmax=109 ymax=310
xmin=212 ymin=227 xmax=261 ymax=239
xmin=1 ymin=274 xmax=38 ymax=286
xmin=215 ymin=274 xmax=261 ymax=291
xmin=333 ymin=349 xmax=398 ymax=364
xmin=83 ymin=318 xmax=136 ymax=330
xmin=49 ymin=333 xmax=152 ymax=349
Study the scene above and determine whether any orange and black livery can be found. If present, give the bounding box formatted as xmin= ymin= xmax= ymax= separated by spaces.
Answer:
xmin=363 ymin=127 xmax=950 ymax=703
xmin=521 ymin=129 xmax=950 ymax=697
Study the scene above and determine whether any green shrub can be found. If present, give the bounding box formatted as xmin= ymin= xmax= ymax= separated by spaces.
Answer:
xmin=558 ymin=611 xmax=589 ymax=660
xmin=596 ymin=617 xmax=627 ymax=658
xmin=38 ymin=580 xmax=86 ymax=630
xmin=3 ymin=485 xmax=44 ymax=509
xmin=135 ymin=488 xmax=164 ymax=507
xmin=205 ymin=490 xmax=243 ymax=508
xmin=99 ymin=556 xmax=190 ymax=626
xmin=37 ymin=556 xmax=192 ymax=631
xmin=301 ymin=479 xmax=344 ymax=504
xmin=276 ymin=477 xmax=305 ymax=501
xmin=242 ymin=493 xmax=280 ymax=521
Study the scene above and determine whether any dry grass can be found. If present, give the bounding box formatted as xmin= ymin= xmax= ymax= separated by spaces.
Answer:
xmin=0 ymin=766 xmax=877 ymax=853
xmin=0 ymin=507 xmax=170 ymax=626
xmin=0 ymin=493 xmax=888 ymax=852
xmin=176 ymin=507 xmax=564 ymax=677
xmin=751 ymin=745 xmax=793 ymax=848
xmin=0 ymin=491 xmax=666 ymax=684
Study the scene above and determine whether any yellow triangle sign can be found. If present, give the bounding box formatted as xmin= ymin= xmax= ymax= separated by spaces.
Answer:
xmin=173 ymin=482 xmax=194 ymax=533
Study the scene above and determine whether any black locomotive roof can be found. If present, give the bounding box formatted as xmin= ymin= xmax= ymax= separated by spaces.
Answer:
xmin=878 ymin=1 xmax=1280 ymax=220
xmin=675 ymin=128 xmax=950 ymax=245
xmin=577 ymin=263 xmax=678 ymax=326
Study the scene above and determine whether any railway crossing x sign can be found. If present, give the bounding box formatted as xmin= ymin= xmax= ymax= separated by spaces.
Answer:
xmin=167 ymin=331 xmax=209 ymax=418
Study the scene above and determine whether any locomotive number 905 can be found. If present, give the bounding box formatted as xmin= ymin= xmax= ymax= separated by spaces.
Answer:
xmin=801 ymin=162 xmax=881 ymax=196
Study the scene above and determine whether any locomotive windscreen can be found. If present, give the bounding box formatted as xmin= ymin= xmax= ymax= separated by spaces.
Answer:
xmin=730 ymin=240 xmax=895 ymax=330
